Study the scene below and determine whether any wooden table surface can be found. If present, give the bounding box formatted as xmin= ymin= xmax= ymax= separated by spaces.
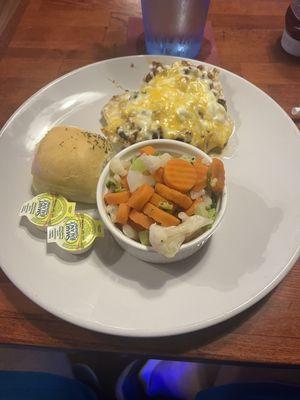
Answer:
xmin=0 ymin=0 xmax=299 ymax=366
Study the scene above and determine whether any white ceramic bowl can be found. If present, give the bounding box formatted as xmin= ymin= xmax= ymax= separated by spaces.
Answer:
xmin=97 ymin=139 xmax=227 ymax=264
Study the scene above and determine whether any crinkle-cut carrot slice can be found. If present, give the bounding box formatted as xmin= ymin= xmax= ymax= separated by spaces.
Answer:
xmin=143 ymin=203 xmax=180 ymax=227
xmin=152 ymin=167 xmax=164 ymax=183
xmin=150 ymin=192 xmax=175 ymax=210
xmin=185 ymin=198 xmax=203 ymax=216
xmin=129 ymin=209 xmax=154 ymax=230
xmin=127 ymin=184 xmax=154 ymax=211
xmin=163 ymin=158 xmax=197 ymax=192
xmin=155 ymin=183 xmax=192 ymax=210
xmin=115 ymin=203 xmax=130 ymax=225
xmin=193 ymin=158 xmax=209 ymax=191
xmin=139 ymin=145 xmax=155 ymax=155
xmin=208 ymin=158 xmax=225 ymax=194
xmin=104 ymin=191 xmax=130 ymax=205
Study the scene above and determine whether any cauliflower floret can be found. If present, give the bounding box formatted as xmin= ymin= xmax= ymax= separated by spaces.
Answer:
xmin=149 ymin=215 xmax=212 ymax=258
xmin=110 ymin=158 xmax=127 ymax=177
xmin=202 ymin=194 xmax=212 ymax=208
xmin=178 ymin=212 xmax=188 ymax=222
xmin=139 ymin=153 xmax=172 ymax=174
xmin=139 ymin=154 xmax=162 ymax=173
xmin=190 ymin=189 xmax=205 ymax=200
xmin=121 ymin=159 xmax=131 ymax=169
xmin=159 ymin=153 xmax=172 ymax=166
xmin=106 ymin=204 xmax=118 ymax=223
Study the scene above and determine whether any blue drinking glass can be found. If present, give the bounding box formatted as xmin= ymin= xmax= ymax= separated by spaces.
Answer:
xmin=141 ymin=0 xmax=211 ymax=59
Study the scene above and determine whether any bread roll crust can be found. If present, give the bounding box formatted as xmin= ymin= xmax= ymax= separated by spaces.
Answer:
xmin=32 ymin=126 xmax=112 ymax=203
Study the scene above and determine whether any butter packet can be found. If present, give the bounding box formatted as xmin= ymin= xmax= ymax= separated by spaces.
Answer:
xmin=19 ymin=193 xmax=76 ymax=231
xmin=47 ymin=213 xmax=104 ymax=254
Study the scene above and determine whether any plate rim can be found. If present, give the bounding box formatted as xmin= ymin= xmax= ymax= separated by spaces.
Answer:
xmin=0 ymin=55 xmax=299 ymax=337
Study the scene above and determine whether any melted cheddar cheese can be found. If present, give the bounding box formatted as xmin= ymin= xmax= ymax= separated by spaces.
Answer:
xmin=102 ymin=61 xmax=234 ymax=153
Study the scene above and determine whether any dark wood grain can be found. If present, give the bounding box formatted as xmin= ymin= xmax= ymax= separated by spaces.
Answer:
xmin=0 ymin=1 xmax=21 ymax=37
xmin=0 ymin=0 xmax=299 ymax=366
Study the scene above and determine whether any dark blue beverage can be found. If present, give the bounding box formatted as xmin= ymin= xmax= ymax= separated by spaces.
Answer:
xmin=141 ymin=0 xmax=210 ymax=59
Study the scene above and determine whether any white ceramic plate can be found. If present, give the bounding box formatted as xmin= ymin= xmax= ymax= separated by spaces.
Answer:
xmin=0 ymin=55 xmax=299 ymax=337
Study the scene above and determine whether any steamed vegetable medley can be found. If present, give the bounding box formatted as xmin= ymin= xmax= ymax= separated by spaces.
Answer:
xmin=104 ymin=145 xmax=225 ymax=258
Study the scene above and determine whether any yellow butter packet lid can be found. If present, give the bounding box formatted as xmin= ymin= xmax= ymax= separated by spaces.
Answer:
xmin=19 ymin=193 xmax=76 ymax=230
xmin=47 ymin=213 xmax=104 ymax=254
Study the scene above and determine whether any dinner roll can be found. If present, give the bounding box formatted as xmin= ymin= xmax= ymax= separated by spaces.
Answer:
xmin=32 ymin=126 xmax=112 ymax=203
